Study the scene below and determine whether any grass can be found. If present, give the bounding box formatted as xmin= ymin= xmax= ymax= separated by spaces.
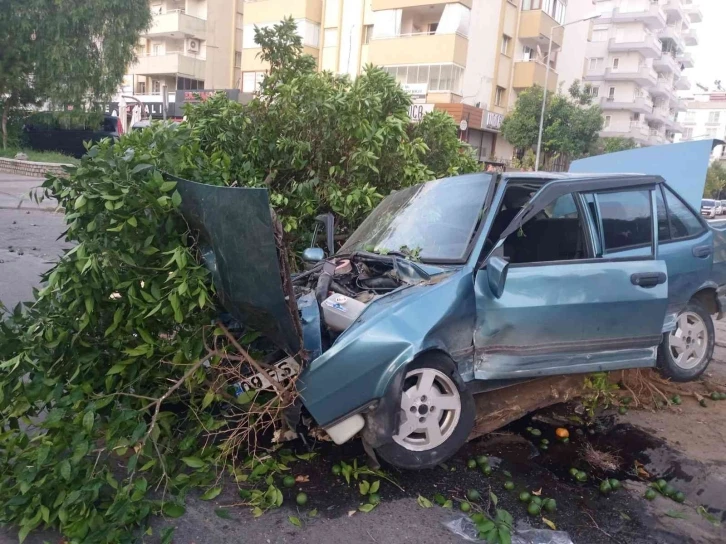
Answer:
xmin=0 ymin=147 xmax=79 ymax=165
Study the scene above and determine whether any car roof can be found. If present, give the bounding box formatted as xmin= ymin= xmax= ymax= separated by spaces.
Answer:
xmin=500 ymin=172 xmax=657 ymax=182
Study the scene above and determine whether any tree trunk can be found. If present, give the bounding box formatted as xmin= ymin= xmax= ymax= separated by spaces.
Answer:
xmin=1 ymin=101 xmax=8 ymax=150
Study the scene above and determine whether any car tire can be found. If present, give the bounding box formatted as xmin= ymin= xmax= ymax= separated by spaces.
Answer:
xmin=375 ymin=353 xmax=474 ymax=470
xmin=657 ymin=300 xmax=714 ymax=382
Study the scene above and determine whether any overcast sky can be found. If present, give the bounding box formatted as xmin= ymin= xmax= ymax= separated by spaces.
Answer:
xmin=687 ymin=0 xmax=725 ymax=90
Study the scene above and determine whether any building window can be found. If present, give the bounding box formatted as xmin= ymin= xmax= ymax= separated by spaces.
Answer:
xmin=586 ymin=86 xmax=599 ymax=97
xmin=151 ymin=43 xmax=162 ymax=56
xmin=363 ymin=25 xmax=374 ymax=45
xmin=706 ymin=127 xmax=718 ymax=138
xmin=495 ymin=86 xmax=506 ymax=106
xmin=683 ymin=127 xmax=694 ymax=139
xmin=242 ymin=71 xmax=266 ymax=93
xmin=136 ymin=82 xmax=146 ymax=94
xmin=608 ymin=87 xmax=615 ymax=100
xmin=176 ymin=77 xmax=204 ymax=91
xmin=685 ymin=111 xmax=696 ymax=123
xmin=522 ymin=45 xmax=533 ymax=61
xmin=612 ymin=57 xmax=620 ymax=70
xmin=427 ymin=23 xmax=439 ymax=35
xmin=234 ymin=51 xmax=242 ymax=68
xmin=708 ymin=111 xmax=721 ymax=124
xmin=382 ymin=64 xmax=464 ymax=93
xmin=152 ymin=80 xmax=161 ymax=94
xmin=604 ymin=115 xmax=611 ymax=128
xmin=501 ymin=35 xmax=511 ymax=56
xmin=588 ymin=57 xmax=604 ymax=71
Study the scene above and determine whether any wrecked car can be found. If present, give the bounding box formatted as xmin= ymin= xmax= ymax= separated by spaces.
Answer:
xmin=175 ymin=157 xmax=726 ymax=470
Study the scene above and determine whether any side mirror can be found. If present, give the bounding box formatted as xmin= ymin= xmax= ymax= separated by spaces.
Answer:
xmin=487 ymin=256 xmax=509 ymax=299
xmin=302 ymin=247 xmax=325 ymax=264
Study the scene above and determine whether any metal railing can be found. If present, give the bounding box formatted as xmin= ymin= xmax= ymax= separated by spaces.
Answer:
xmin=371 ymin=31 xmax=468 ymax=40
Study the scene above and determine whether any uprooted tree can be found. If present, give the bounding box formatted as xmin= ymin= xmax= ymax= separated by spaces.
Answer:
xmin=0 ymin=18 xmax=480 ymax=543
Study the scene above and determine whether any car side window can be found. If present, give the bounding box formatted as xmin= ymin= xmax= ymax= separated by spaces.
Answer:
xmin=663 ymin=187 xmax=706 ymax=240
xmin=655 ymin=186 xmax=671 ymax=242
xmin=503 ymin=193 xmax=589 ymax=264
xmin=591 ymin=189 xmax=653 ymax=253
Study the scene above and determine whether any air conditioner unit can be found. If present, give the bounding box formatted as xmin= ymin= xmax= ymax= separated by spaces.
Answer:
xmin=187 ymin=39 xmax=200 ymax=52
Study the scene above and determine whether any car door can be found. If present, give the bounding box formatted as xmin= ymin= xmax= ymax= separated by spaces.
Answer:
xmin=472 ymin=178 xmax=669 ymax=380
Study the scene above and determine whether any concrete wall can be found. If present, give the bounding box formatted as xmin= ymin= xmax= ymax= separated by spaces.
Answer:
xmin=460 ymin=0 xmax=500 ymax=111
xmin=0 ymin=159 xmax=71 ymax=178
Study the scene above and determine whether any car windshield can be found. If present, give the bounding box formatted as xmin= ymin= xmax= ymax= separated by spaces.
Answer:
xmin=703 ymin=199 xmax=716 ymax=207
xmin=339 ymin=173 xmax=493 ymax=262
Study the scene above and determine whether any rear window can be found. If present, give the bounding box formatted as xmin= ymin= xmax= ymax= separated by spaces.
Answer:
xmin=666 ymin=187 xmax=705 ymax=239
xmin=702 ymin=199 xmax=715 ymax=206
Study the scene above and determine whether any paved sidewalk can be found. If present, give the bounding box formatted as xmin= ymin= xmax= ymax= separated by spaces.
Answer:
xmin=0 ymin=172 xmax=58 ymax=211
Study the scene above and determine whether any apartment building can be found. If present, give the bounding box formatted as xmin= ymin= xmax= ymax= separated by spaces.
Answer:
xmin=237 ymin=0 xmax=570 ymax=161
xmin=124 ymin=0 xmax=243 ymax=105
xmin=560 ymin=0 xmax=701 ymax=147
xmin=675 ymin=92 xmax=726 ymax=161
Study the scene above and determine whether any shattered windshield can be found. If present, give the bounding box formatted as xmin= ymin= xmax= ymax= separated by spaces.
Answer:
xmin=339 ymin=173 xmax=493 ymax=262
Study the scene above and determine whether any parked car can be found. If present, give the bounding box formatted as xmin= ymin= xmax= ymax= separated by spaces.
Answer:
xmin=720 ymin=201 xmax=726 ymax=215
xmin=716 ymin=201 xmax=724 ymax=215
xmin=702 ymin=199 xmax=717 ymax=218
xmin=177 ymin=170 xmax=726 ymax=470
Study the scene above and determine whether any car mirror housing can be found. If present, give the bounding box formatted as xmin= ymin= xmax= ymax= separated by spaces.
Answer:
xmin=487 ymin=256 xmax=509 ymax=299
xmin=302 ymin=247 xmax=325 ymax=263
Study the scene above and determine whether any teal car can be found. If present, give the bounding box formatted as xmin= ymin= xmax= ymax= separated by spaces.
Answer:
xmin=177 ymin=143 xmax=726 ymax=470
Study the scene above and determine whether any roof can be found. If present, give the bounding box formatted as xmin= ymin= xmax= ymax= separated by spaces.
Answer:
xmin=500 ymin=172 xmax=658 ymax=183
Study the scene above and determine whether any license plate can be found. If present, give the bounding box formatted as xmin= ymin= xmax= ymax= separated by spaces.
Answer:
xmin=234 ymin=356 xmax=300 ymax=395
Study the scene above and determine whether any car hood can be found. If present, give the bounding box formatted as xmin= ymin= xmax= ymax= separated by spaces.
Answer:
xmin=174 ymin=176 xmax=302 ymax=355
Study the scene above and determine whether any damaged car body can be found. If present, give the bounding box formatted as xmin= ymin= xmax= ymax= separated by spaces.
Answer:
xmin=175 ymin=141 xmax=726 ymax=470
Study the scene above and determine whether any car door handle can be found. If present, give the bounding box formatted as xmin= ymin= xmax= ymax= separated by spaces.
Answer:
xmin=692 ymin=245 xmax=712 ymax=258
xmin=631 ymin=272 xmax=667 ymax=288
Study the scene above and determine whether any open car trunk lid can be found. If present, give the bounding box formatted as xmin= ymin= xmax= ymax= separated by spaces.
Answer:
xmin=174 ymin=176 xmax=302 ymax=356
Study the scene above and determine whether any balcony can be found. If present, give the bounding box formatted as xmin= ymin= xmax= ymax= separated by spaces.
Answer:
xmin=665 ymin=116 xmax=684 ymax=132
xmin=518 ymin=9 xmax=563 ymax=50
xmin=145 ymin=10 xmax=206 ymax=38
xmin=608 ymin=35 xmax=661 ymax=58
xmin=664 ymin=0 xmax=685 ymax=21
xmin=653 ymin=52 xmax=680 ymax=73
xmin=128 ymin=53 xmax=206 ymax=80
xmin=645 ymin=106 xmax=670 ymax=124
xmin=368 ymin=32 xmax=468 ymax=67
xmin=683 ymin=28 xmax=699 ymax=46
xmin=650 ymin=78 xmax=677 ymax=100
xmin=676 ymin=51 xmax=694 ymax=68
xmin=684 ymin=2 xmax=704 ymax=23
xmin=674 ymin=75 xmax=691 ymax=90
xmin=243 ymin=0 xmax=322 ymax=24
xmin=512 ymin=61 xmax=558 ymax=92
xmin=596 ymin=4 xmax=666 ymax=30
xmin=659 ymin=26 xmax=686 ymax=52
xmin=600 ymin=96 xmax=653 ymax=114
xmin=371 ymin=0 xmax=472 ymax=9
xmin=648 ymin=129 xmax=666 ymax=146
xmin=674 ymin=99 xmax=688 ymax=112
xmin=602 ymin=66 xmax=658 ymax=87
xmin=601 ymin=121 xmax=650 ymax=142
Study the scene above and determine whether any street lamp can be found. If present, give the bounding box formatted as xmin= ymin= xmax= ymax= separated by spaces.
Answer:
xmin=535 ymin=13 xmax=601 ymax=171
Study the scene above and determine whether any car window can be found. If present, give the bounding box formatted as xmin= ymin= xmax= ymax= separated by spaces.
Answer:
xmin=665 ymin=187 xmax=705 ymax=239
xmin=503 ymin=193 xmax=588 ymax=264
xmin=655 ymin=187 xmax=671 ymax=242
xmin=593 ymin=189 xmax=652 ymax=253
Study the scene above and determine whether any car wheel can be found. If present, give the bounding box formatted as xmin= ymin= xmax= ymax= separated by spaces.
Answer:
xmin=657 ymin=300 xmax=714 ymax=382
xmin=375 ymin=353 xmax=474 ymax=470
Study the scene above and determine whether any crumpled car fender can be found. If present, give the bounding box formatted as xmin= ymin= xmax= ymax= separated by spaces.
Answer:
xmin=297 ymin=268 xmax=476 ymax=430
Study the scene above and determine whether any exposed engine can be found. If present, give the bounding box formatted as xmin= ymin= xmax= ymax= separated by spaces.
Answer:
xmin=292 ymin=253 xmax=407 ymax=334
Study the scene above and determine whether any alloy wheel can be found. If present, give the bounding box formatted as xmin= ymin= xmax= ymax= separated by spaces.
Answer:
xmin=392 ymin=368 xmax=461 ymax=451
xmin=669 ymin=311 xmax=708 ymax=370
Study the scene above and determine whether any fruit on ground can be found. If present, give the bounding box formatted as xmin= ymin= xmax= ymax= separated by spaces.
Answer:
xmin=332 ymin=464 xmax=342 ymax=475
xmin=600 ymin=480 xmax=612 ymax=495
xmin=467 ymin=459 xmax=477 ymax=469
xmin=296 ymin=493 xmax=308 ymax=506
xmin=672 ymin=395 xmax=682 ymax=405
xmin=504 ymin=481 xmax=515 ymax=491
xmin=555 ymin=428 xmax=569 ymax=439
xmin=482 ymin=465 xmax=492 ymax=476
xmin=467 ymin=489 xmax=481 ymax=501
xmin=656 ymin=479 xmax=668 ymax=491
xmin=562 ymin=437 xmax=570 ymax=443
xmin=531 ymin=496 xmax=542 ymax=506
xmin=283 ymin=475 xmax=296 ymax=488
xmin=609 ymin=479 xmax=621 ymax=491
xmin=569 ymin=468 xmax=579 ymax=477
xmin=621 ymin=396 xmax=633 ymax=405
xmin=644 ymin=489 xmax=657 ymax=501
xmin=711 ymin=392 xmax=720 ymax=401
xmin=527 ymin=502 xmax=541 ymax=516
xmin=618 ymin=406 xmax=628 ymax=415
xmin=460 ymin=502 xmax=471 ymax=512
xmin=477 ymin=455 xmax=489 ymax=466
xmin=576 ymin=471 xmax=588 ymax=482
xmin=543 ymin=498 xmax=557 ymax=513
xmin=530 ymin=429 xmax=542 ymax=437
xmin=699 ymin=399 xmax=708 ymax=407
xmin=663 ymin=484 xmax=676 ymax=498
xmin=674 ymin=491 xmax=685 ymax=503
xmin=369 ymin=493 xmax=381 ymax=504
xmin=519 ymin=492 xmax=531 ymax=503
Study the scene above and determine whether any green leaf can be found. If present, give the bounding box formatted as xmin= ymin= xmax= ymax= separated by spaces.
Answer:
xmin=296 ymin=452 xmax=317 ymax=461
xmin=172 ymin=190 xmax=182 ymax=207
xmin=162 ymin=503 xmax=186 ymax=518
xmin=59 ymin=460 xmax=71 ymax=481
xmin=489 ymin=491 xmax=498 ymax=507
xmin=161 ymin=527 xmax=175 ymax=544
xmin=417 ymin=495 xmax=433 ymax=508
xmin=202 ymin=389 xmax=215 ymax=409
xmin=131 ymin=163 xmax=153 ymax=175
xmin=542 ymin=517 xmax=557 ymax=530
xmin=498 ymin=527 xmax=512 ymax=544
xmin=442 ymin=500 xmax=453 ymax=509
xmin=215 ymin=508 xmax=232 ymax=519
xmin=127 ymin=216 xmax=138 ymax=227
xmin=74 ymin=194 xmax=87 ymax=209
xmin=82 ymin=411 xmax=94 ymax=433
xmin=359 ymin=503 xmax=377 ymax=513
xmin=369 ymin=480 xmax=380 ymax=494
xmin=18 ymin=525 xmax=31 ymax=544
xmin=200 ymin=486 xmax=222 ymax=501
xmin=308 ymin=509 xmax=318 ymax=518
xmin=160 ymin=181 xmax=177 ymax=192
xmin=359 ymin=480 xmax=370 ymax=496
xmin=664 ymin=510 xmax=688 ymax=520
xmin=106 ymin=364 xmax=127 ymax=376
xmin=288 ymin=515 xmax=302 ymax=527
xmin=181 ymin=457 xmax=206 ymax=469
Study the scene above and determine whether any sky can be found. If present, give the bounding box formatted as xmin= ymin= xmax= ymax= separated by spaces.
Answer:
xmin=687 ymin=0 xmax=726 ymax=90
